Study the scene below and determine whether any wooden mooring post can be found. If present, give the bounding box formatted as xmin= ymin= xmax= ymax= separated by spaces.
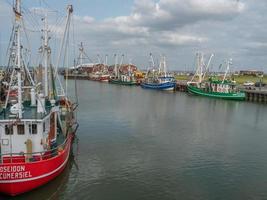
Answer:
xmin=245 ymin=90 xmax=267 ymax=103
xmin=175 ymin=81 xmax=188 ymax=92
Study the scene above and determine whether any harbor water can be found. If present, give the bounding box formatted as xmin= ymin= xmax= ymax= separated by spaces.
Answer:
xmin=4 ymin=80 xmax=267 ymax=200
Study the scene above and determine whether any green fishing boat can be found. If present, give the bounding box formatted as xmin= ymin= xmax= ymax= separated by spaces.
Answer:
xmin=187 ymin=80 xmax=245 ymax=100
xmin=109 ymin=54 xmax=138 ymax=86
xmin=187 ymin=53 xmax=245 ymax=101
xmin=109 ymin=76 xmax=137 ymax=86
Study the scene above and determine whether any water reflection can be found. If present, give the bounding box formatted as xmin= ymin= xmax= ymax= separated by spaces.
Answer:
xmin=1 ymin=80 xmax=267 ymax=200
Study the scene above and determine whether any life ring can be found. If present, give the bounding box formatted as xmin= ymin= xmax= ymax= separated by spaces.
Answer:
xmin=218 ymin=88 xmax=221 ymax=92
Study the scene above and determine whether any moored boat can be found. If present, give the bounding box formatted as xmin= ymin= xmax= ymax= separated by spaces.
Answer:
xmin=109 ymin=54 xmax=138 ymax=86
xmin=109 ymin=75 xmax=137 ymax=86
xmin=187 ymin=53 xmax=245 ymax=100
xmin=141 ymin=54 xmax=176 ymax=91
xmin=90 ymin=71 xmax=110 ymax=82
xmin=141 ymin=76 xmax=176 ymax=90
xmin=187 ymin=80 xmax=246 ymax=100
xmin=0 ymin=2 xmax=78 ymax=196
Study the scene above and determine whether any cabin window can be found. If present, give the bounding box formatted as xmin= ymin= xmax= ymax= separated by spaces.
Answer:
xmin=17 ymin=124 xmax=25 ymax=135
xmin=29 ymin=124 xmax=37 ymax=134
xmin=5 ymin=125 xmax=13 ymax=135
xmin=43 ymin=122 xmax=46 ymax=132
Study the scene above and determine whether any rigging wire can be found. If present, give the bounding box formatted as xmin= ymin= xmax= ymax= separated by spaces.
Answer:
xmin=21 ymin=19 xmax=32 ymax=59
xmin=41 ymin=0 xmax=65 ymax=16
xmin=5 ymin=25 xmax=15 ymax=68
xmin=21 ymin=5 xmax=41 ymax=30
xmin=71 ymin=11 xmax=79 ymax=105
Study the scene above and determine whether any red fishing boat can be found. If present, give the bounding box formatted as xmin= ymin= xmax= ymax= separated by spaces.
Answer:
xmin=0 ymin=1 xmax=78 ymax=196
xmin=90 ymin=72 xmax=110 ymax=82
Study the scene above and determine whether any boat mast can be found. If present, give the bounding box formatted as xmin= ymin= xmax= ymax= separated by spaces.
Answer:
xmin=128 ymin=58 xmax=133 ymax=76
xmin=222 ymin=59 xmax=232 ymax=83
xmin=79 ymin=42 xmax=83 ymax=66
xmin=15 ymin=0 xmax=23 ymax=119
xmin=54 ymin=5 xmax=73 ymax=97
xmin=202 ymin=54 xmax=214 ymax=81
xmin=114 ymin=54 xmax=118 ymax=77
xmin=159 ymin=55 xmax=162 ymax=75
xmin=105 ymin=54 xmax=108 ymax=66
xmin=43 ymin=15 xmax=50 ymax=97
xmin=199 ymin=53 xmax=203 ymax=83
xmin=150 ymin=53 xmax=155 ymax=69
xmin=190 ymin=52 xmax=202 ymax=83
xmin=146 ymin=53 xmax=155 ymax=78
xmin=163 ymin=55 xmax=167 ymax=77
xmin=119 ymin=54 xmax=124 ymax=76
xmin=97 ymin=54 xmax=101 ymax=64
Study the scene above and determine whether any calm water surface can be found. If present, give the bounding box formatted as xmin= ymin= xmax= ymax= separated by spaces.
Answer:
xmin=3 ymin=80 xmax=267 ymax=200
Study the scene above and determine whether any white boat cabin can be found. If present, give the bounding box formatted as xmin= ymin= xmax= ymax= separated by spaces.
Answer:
xmin=0 ymin=107 xmax=58 ymax=159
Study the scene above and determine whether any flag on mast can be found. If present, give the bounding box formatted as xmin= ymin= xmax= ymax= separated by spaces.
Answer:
xmin=13 ymin=7 xmax=21 ymax=21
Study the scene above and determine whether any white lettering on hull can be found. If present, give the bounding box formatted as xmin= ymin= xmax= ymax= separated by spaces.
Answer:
xmin=0 ymin=171 xmax=32 ymax=180
xmin=0 ymin=143 xmax=70 ymax=183
xmin=0 ymin=166 xmax=32 ymax=180
xmin=0 ymin=166 xmax=25 ymax=173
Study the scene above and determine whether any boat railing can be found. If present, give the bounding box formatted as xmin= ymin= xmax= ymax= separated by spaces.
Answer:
xmin=0 ymin=137 xmax=69 ymax=164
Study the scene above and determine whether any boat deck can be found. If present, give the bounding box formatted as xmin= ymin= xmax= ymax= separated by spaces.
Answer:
xmin=0 ymin=101 xmax=52 ymax=121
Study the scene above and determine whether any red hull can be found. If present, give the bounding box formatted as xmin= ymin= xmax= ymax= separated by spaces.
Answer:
xmin=98 ymin=77 xmax=109 ymax=82
xmin=0 ymin=135 xmax=73 ymax=196
xmin=91 ymin=77 xmax=109 ymax=82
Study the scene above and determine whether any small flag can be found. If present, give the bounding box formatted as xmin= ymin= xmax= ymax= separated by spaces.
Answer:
xmin=13 ymin=7 xmax=22 ymax=21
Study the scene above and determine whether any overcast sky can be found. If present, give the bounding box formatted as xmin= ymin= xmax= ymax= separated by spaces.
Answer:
xmin=0 ymin=0 xmax=266 ymax=71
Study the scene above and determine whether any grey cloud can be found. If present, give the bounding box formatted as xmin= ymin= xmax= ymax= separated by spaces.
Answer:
xmin=131 ymin=0 xmax=245 ymax=31
xmin=1 ymin=0 xmax=267 ymax=71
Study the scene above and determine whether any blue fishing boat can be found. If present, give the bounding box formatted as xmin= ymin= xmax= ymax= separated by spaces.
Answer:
xmin=141 ymin=77 xmax=176 ymax=90
xmin=141 ymin=54 xmax=176 ymax=91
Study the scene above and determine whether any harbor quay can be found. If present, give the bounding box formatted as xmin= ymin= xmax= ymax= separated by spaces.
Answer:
xmin=61 ymin=71 xmax=267 ymax=103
